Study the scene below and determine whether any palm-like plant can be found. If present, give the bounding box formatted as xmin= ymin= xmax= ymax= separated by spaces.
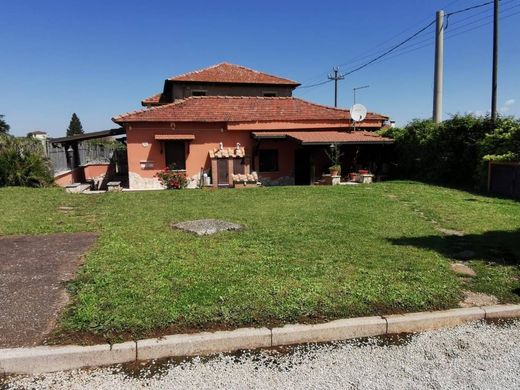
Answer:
xmin=0 ymin=134 xmax=53 ymax=187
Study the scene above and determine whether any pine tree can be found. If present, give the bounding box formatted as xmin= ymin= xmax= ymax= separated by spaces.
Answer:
xmin=66 ymin=113 xmax=84 ymax=136
xmin=0 ymin=115 xmax=10 ymax=134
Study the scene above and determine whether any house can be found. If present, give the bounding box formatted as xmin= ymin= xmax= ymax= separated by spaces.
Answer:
xmin=113 ymin=63 xmax=392 ymax=189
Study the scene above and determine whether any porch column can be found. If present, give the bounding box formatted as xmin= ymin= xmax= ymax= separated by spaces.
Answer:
xmin=227 ymin=158 xmax=234 ymax=187
xmin=211 ymin=158 xmax=218 ymax=188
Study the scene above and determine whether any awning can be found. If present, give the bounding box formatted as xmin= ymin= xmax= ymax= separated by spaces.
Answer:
xmin=154 ymin=134 xmax=195 ymax=141
xmin=252 ymin=131 xmax=393 ymax=145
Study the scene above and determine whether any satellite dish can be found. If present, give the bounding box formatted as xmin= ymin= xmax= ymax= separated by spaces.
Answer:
xmin=351 ymin=104 xmax=367 ymax=122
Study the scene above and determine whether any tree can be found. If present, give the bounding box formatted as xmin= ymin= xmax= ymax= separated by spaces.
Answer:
xmin=0 ymin=115 xmax=10 ymax=134
xmin=66 ymin=113 xmax=84 ymax=136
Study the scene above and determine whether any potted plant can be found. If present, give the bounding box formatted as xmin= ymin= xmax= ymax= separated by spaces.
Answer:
xmin=325 ymin=143 xmax=343 ymax=176
xmin=329 ymin=164 xmax=341 ymax=176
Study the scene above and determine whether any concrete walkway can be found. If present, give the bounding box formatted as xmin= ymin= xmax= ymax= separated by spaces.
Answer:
xmin=3 ymin=320 xmax=519 ymax=389
xmin=0 ymin=233 xmax=97 ymax=347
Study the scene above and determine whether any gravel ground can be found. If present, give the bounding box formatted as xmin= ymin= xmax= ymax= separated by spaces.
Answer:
xmin=3 ymin=320 xmax=520 ymax=390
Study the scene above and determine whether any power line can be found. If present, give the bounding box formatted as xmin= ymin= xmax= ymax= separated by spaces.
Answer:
xmin=356 ymin=5 xmax=520 ymax=69
xmin=342 ymin=0 xmax=499 ymax=77
xmin=342 ymin=20 xmax=436 ymax=76
xmin=297 ymin=0 xmax=517 ymax=89
xmin=298 ymin=79 xmax=333 ymax=89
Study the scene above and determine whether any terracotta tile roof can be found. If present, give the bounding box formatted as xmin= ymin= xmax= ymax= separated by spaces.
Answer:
xmin=169 ymin=63 xmax=300 ymax=86
xmin=154 ymin=134 xmax=195 ymax=141
xmin=141 ymin=93 xmax=163 ymax=106
xmin=252 ymin=131 xmax=393 ymax=145
xmin=113 ymin=96 xmax=388 ymax=124
xmin=209 ymin=147 xmax=246 ymax=159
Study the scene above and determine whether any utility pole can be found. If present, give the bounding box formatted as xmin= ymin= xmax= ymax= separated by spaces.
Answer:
xmin=328 ymin=67 xmax=345 ymax=107
xmin=433 ymin=10 xmax=444 ymax=124
xmin=491 ymin=0 xmax=499 ymax=125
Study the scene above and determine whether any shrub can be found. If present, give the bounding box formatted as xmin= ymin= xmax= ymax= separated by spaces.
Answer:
xmin=155 ymin=165 xmax=188 ymax=189
xmin=0 ymin=134 xmax=54 ymax=187
xmin=379 ymin=114 xmax=520 ymax=189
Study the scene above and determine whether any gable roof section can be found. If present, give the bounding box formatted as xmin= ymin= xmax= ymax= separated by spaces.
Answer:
xmin=169 ymin=63 xmax=300 ymax=86
xmin=141 ymin=93 xmax=163 ymax=106
xmin=113 ymin=96 xmax=388 ymax=124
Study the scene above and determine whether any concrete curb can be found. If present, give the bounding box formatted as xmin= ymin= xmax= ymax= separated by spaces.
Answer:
xmin=1 ymin=304 xmax=519 ymax=375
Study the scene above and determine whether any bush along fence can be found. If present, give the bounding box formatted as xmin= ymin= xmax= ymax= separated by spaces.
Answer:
xmin=379 ymin=114 xmax=520 ymax=193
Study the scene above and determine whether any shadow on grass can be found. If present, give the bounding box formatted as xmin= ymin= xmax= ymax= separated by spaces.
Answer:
xmin=388 ymin=229 xmax=520 ymax=266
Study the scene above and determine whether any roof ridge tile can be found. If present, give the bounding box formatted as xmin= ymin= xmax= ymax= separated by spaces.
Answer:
xmin=166 ymin=62 xmax=300 ymax=85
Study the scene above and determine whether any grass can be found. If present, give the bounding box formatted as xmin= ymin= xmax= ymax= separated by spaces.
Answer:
xmin=0 ymin=182 xmax=518 ymax=341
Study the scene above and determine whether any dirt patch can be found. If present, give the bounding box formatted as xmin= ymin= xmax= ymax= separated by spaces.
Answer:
xmin=436 ymin=227 xmax=465 ymax=237
xmin=0 ymin=232 xmax=97 ymax=348
xmin=459 ymin=290 xmax=499 ymax=308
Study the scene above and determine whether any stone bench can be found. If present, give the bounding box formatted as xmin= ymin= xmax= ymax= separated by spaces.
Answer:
xmin=107 ymin=181 xmax=122 ymax=192
xmin=65 ymin=183 xmax=91 ymax=193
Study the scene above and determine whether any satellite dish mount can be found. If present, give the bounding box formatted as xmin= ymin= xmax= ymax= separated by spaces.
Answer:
xmin=350 ymin=103 xmax=367 ymax=131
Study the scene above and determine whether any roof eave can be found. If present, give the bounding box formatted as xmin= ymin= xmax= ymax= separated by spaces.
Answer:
xmin=169 ymin=79 xmax=300 ymax=87
xmin=300 ymin=140 xmax=394 ymax=146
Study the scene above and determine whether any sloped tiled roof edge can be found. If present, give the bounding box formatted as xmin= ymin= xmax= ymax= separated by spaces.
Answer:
xmin=113 ymin=96 xmax=388 ymax=124
xmin=168 ymin=62 xmax=301 ymax=86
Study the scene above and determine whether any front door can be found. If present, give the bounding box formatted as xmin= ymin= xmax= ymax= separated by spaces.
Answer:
xmin=294 ymin=149 xmax=311 ymax=185
xmin=217 ymin=159 xmax=229 ymax=186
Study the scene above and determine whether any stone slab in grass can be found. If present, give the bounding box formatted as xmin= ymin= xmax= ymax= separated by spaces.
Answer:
xmin=172 ymin=219 xmax=243 ymax=236
xmin=451 ymin=263 xmax=477 ymax=277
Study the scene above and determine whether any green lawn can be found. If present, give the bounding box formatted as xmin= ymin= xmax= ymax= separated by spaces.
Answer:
xmin=0 ymin=182 xmax=519 ymax=342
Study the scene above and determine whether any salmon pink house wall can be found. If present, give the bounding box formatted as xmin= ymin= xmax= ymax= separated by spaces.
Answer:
xmin=114 ymin=63 xmax=392 ymax=190
xmin=53 ymin=163 xmax=110 ymax=187
xmin=126 ymin=122 xmax=255 ymax=189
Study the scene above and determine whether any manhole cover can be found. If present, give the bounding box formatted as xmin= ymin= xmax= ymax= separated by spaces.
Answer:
xmin=171 ymin=219 xmax=243 ymax=236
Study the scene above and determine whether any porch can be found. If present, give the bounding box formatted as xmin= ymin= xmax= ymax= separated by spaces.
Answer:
xmin=251 ymin=130 xmax=394 ymax=186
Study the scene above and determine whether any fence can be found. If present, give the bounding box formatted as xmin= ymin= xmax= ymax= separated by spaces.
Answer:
xmin=46 ymin=141 xmax=118 ymax=174
xmin=488 ymin=161 xmax=520 ymax=200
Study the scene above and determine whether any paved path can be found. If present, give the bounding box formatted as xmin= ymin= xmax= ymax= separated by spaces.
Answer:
xmin=0 ymin=233 xmax=97 ymax=347
xmin=3 ymin=320 xmax=519 ymax=389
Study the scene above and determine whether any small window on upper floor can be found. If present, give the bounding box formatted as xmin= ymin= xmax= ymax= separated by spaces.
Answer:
xmin=192 ymin=90 xmax=207 ymax=96
xmin=263 ymin=92 xmax=277 ymax=97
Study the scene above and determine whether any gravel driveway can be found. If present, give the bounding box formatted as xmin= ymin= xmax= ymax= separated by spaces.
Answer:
xmin=3 ymin=320 xmax=520 ymax=389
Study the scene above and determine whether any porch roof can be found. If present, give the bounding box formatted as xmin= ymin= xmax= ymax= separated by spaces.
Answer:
xmin=251 ymin=130 xmax=394 ymax=145
xmin=50 ymin=128 xmax=125 ymax=144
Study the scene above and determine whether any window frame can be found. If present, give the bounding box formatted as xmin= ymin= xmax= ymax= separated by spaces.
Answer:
xmin=258 ymin=149 xmax=279 ymax=172
xmin=164 ymin=141 xmax=186 ymax=170
xmin=262 ymin=91 xmax=277 ymax=97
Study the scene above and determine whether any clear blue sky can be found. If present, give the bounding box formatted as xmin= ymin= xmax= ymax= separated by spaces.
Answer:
xmin=1 ymin=0 xmax=519 ymax=137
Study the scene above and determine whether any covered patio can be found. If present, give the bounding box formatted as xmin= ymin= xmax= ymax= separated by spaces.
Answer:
xmin=252 ymin=130 xmax=394 ymax=185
